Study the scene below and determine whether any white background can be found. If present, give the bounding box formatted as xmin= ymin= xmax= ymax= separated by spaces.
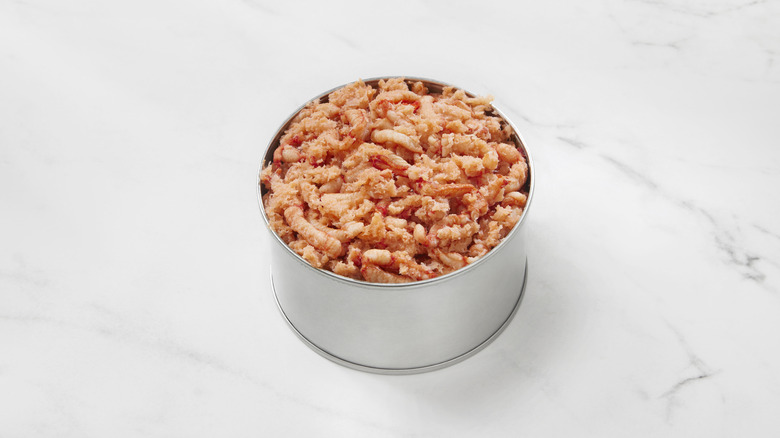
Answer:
xmin=2 ymin=0 xmax=779 ymax=436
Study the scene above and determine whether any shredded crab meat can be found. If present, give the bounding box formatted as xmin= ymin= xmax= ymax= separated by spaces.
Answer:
xmin=261 ymin=78 xmax=529 ymax=283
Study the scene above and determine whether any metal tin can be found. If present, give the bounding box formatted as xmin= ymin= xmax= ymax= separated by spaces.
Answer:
xmin=257 ymin=77 xmax=535 ymax=374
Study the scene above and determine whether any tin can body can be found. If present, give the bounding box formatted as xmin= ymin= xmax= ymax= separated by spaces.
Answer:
xmin=268 ymin=224 xmax=528 ymax=372
xmin=258 ymin=78 xmax=534 ymax=374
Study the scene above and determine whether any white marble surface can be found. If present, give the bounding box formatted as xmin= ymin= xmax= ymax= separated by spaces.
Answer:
xmin=2 ymin=0 xmax=780 ymax=436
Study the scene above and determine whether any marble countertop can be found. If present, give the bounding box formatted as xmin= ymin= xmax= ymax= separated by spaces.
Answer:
xmin=2 ymin=0 xmax=779 ymax=436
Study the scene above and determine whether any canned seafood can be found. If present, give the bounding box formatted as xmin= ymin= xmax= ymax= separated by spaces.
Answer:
xmin=257 ymin=77 xmax=534 ymax=374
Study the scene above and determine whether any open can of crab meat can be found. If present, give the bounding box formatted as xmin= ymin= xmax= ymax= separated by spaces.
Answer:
xmin=257 ymin=78 xmax=534 ymax=374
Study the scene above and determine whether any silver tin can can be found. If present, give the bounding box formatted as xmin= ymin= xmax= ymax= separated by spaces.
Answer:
xmin=257 ymin=77 xmax=535 ymax=374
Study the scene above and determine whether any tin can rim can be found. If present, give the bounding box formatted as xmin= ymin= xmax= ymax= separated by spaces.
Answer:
xmin=256 ymin=76 xmax=535 ymax=289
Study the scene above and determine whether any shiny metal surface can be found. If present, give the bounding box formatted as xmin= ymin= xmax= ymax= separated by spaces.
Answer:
xmin=271 ymin=261 xmax=528 ymax=375
xmin=257 ymin=77 xmax=535 ymax=373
